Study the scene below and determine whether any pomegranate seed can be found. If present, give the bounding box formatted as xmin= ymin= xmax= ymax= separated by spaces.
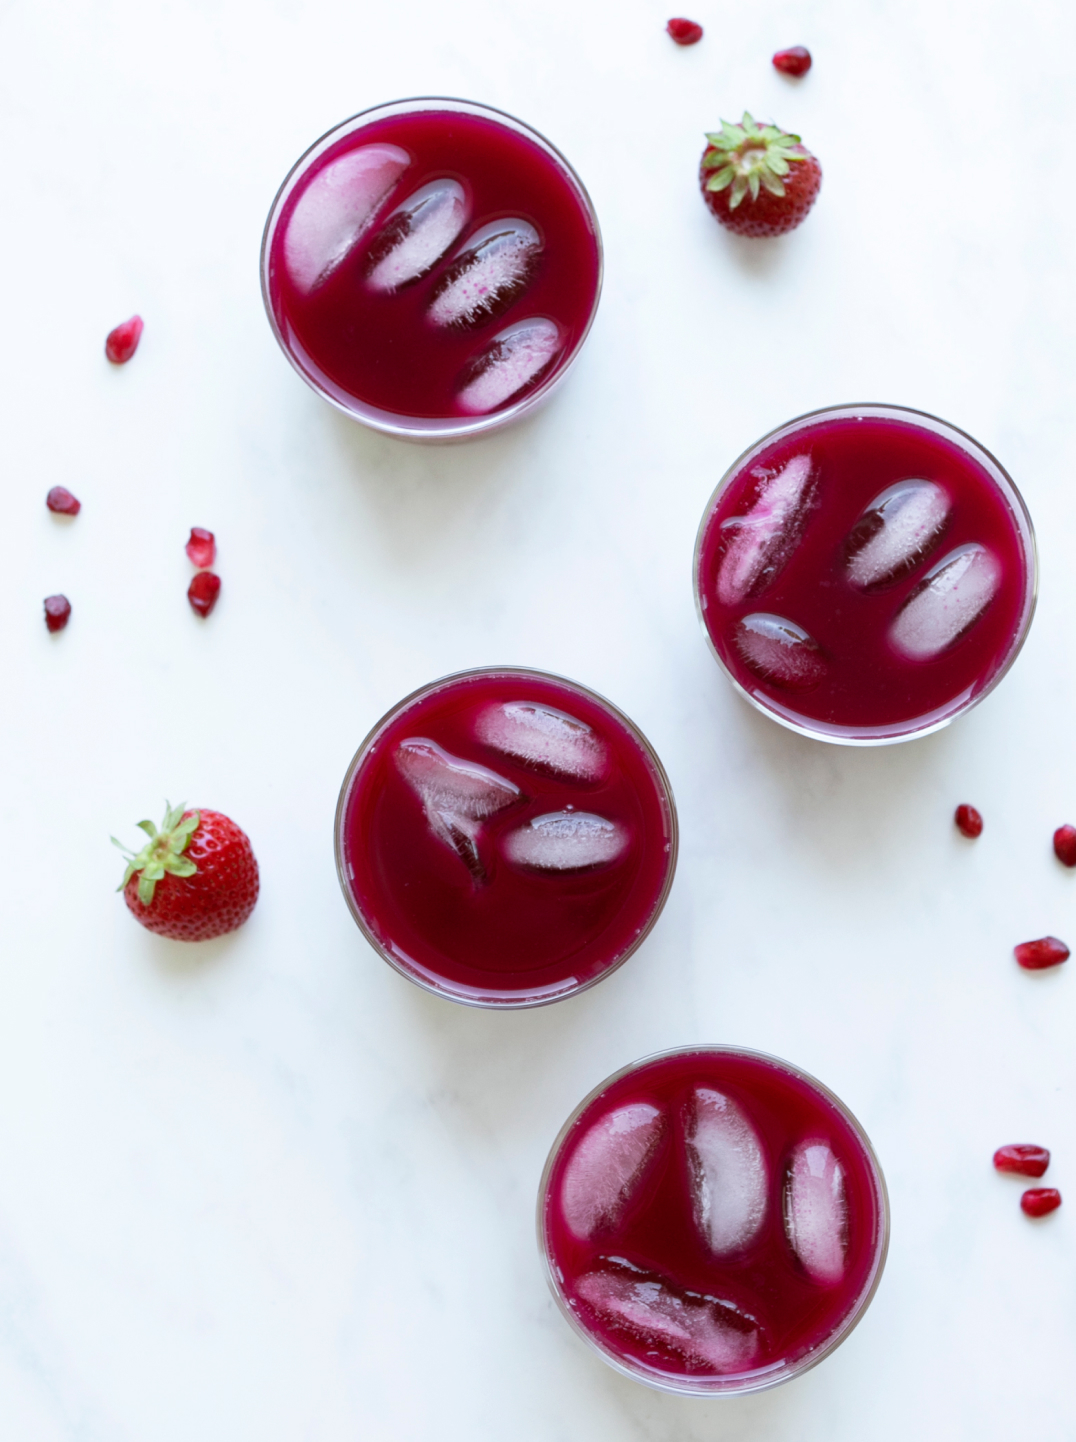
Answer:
xmin=955 ymin=803 xmax=983 ymax=838
xmin=187 ymin=571 xmax=221 ymax=618
xmin=1020 ymin=1187 xmax=1062 ymax=1218
xmin=994 ymin=1144 xmax=1050 ymax=1178
xmin=1014 ymin=936 xmax=1070 ymax=970
xmin=46 ymin=486 xmax=81 ymax=516
xmin=186 ymin=527 xmax=216 ymax=569
xmin=105 ymin=315 xmax=144 ymax=364
xmin=773 ymin=45 xmax=812 ymax=76
xmin=667 ymin=17 xmax=703 ymax=44
xmin=1053 ymin=824 xmax=1076 ymax=867
xmin=44 ymin=594 xmax=71 ymax=632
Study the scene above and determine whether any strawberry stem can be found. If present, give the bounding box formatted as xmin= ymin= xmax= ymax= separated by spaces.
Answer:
xmin=112 ymin=802 xmax=200 ymax=905
xmin=702 ymin=112 xmax=808 ymax=210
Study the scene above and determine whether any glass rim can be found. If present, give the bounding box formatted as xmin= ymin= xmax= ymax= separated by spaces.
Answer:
xmin=536 ymin=1042 xmax=891 ymax=1396
xmin=260 ymin=96 xmax=605 ymax=442
xmin=691 ymin=402 xmax=1039 ymax=746
xmin=333 ymin=665 xmax=679 ymax=1009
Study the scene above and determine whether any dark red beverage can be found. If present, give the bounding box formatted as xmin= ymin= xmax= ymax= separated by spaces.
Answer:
xmin=262 ymin=99 xmax=603 ymax=438
xmin=540 ymin=1047 xmax=888 ymax=1394
xmin=694 ymin=406 xmax=1037 ymax=743
xmin=335 ymin=669 xmax=677 ymax=1008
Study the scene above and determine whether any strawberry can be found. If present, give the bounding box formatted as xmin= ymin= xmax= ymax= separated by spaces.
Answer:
xmin=699 ymin=113 xmax=821 ymax=237
xmin=113 ymin=802 xmax=259 ymax=941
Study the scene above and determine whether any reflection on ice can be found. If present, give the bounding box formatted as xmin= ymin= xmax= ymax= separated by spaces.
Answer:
xmin=457 ymin=319 xmax=562 ymax=414
xmin=365 ymin=179 xmax=469 ymax=292
xmin=730 ymin=613 xmax=827 ymax=692
xmin=428 ymin=220 xmax=542 ymax=330
xmin=716 ymin=454 xmax=817 ymax=605
xmin=561 ymin=1103 xmax=665 ymax=1238
xmin=783 ymin=1140 xmax=848 ymax=1285
xmin=396 ymin=737 xmax=519 ymax=883
xmin=477 ymin=701 xmax=608 ymax=782
xmin=283 ymin=144 xmax=409 ymax=292
xmin=889 ymin=544 xmax=1001 ymax=659
xmin=686 ymin=1088 xmax=768 ymax=1257
xmin=503 ymin=812 xmax=627 ymax=871
xmin=845 ymin=479 xmax=950 ymax=591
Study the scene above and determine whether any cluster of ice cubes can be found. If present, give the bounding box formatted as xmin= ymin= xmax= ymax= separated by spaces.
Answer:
xmin=395 ymin=705 xmax=625 ymax=882
xmin=563 ymin=1086 xmax=850 ymax=1371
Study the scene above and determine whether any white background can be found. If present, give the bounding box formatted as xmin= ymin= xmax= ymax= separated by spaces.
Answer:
xmin=1 ymin=0 xmax=1074 ymax=1437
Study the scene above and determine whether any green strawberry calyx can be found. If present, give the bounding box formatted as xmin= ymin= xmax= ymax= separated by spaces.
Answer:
xmin=112 ymin=802 xmax=201 ymax=906
xmin=702 ymin=113 xmax=809 ymax=210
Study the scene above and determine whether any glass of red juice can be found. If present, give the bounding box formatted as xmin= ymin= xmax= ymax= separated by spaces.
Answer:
xmin=261 ymin=98 xmax=603 ymax=440
xmin=539 ymin=1046 xmax=889 ymax=1395
xmin=694 ymin=404 xmax=1037 ymax=743
xmin=335 ymin=668 xmax=678 ymax=1008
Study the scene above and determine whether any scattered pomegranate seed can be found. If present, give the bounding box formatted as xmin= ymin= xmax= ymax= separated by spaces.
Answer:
xmin=773 ymin=45 xmax=812 ymax=76
xmin=46 ymin=486 xmax=81 ymax=516
xmin=1014 ymin=936 xmax=1070 ymax=970
xmin=105 ymin=315 xmax=144 ymax=364
xmin=667 ymin=17 xmax=703 ymax=44
xmin=1053 ymin=824 xmax=1076 ymax=867
xmin=994 ymin=1144 xmax=1050 ymax=1178
xmin=44 ymin=595 xmax=71 ymax=632
xmin=186 ymin=527 xmax=217 ymax=569
xmin=1020 ymin=1187 xmax=1062 ymax=1218
xmin=955 ymin=804 xmax=983 ymax=838
xmin=187 ymin=571 xmax=221 ymax=618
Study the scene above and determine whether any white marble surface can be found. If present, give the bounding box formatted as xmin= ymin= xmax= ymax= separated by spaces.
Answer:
xmin=2 ymin=0 xmax=1074 ymax=1436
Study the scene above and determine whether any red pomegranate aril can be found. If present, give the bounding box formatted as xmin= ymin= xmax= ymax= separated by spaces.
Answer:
xmin=1014 ymin=936 xmax=1069 ymax=970
xmin=187 ymin=571 xmax=221 ymax=618
xmin=1020 ymin=1187 xmax=1062 ymax=1218
xmin=46 ymin=486 xmax=81 ymax=516
xmin=105 ymin=315 xmax=144 ymax=364
xmin=186 ymin=527 xmax=216 ymax=569
xmin=667 ymin=17 xmax=703 ymax=44
xmin=44 ymin=595 xmax=71 ymax=632
xmin=773 ymin=45 xmax=812 ymax=76
xmin=1053 ymin=824 xmax=1076 ymax=867
xmin=955 ymin=803 xmax=983 ymax=838
xmin=994 ymin=1144 xmax=1050 ymax=1178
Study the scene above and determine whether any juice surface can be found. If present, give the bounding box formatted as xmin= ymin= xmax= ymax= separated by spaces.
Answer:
xmin=696 ymin=414 xmax=1031 ymax=735
xmin=543 ymin=1050 xmax=886 ymax=1386
xmin=340 ymin=673 xmax=675 ymax=1004
xmin=267 ymin=109 xmax=601 ymax=419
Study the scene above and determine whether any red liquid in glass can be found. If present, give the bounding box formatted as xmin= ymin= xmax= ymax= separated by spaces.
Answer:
xmin=266 ymin=108 xmax=601 ymax=420
xmin=338 ymin=672 xmax=676 ymax=1006
xmin=695 ymin=413 xmax=1032 ymax=738
xmin=542 ymin=1049 xmax=887 ymax=1390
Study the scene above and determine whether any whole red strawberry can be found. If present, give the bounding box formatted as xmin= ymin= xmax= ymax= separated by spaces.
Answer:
xmin=114 ymin=802 xmax=259 ymax=941
xmin=699 ymin=113 xmax=821 ymax=237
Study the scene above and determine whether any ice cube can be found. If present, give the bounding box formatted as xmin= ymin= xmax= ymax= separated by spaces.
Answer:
xmin=396 ymin=738 xmax=520 ymax=883
xmin=283 ymin=144 xmax=409 ymax=293
xmin=456 ymin=318 xmax=562 ymax=414
xmin=476 ymin=701 xmax=608 ymax=782
xmin=503 ymin=812 xmax=627 ymax=871
xmin=686 ymin=1089 xmax=767 ymax=1256
xmin=889 ymin=543 xmax=1001 ymax=659
xmin=576 ymin=1263 xmax=760 ymax=1374
xmin=783 ymin=1140 xmax=848 ymax=1285
xmin=364 ymin=179 xmax=469 ymax=292
xmin=561 ymin=1103 xmax=665 ymax=1238
xmin=730 ymin=613 xmax=827 ymax=692
xmin=716 ymin=453 xmax=817 ymax=605
xmin=845 ymin=479 xmax=950 ymax=591
xmin=427 ymin=220 xmax=541 ymax=330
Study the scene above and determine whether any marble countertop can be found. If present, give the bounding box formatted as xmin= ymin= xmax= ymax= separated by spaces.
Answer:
xmin=1 ymin=0 xmax=1073 ymax=1437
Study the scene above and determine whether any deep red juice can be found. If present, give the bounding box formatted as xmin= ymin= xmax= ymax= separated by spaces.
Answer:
xmin=695 ymin=408 xmax=1036 ymax=741
xmin=336 ymin=670 xmax=677 ymax=1007
xmin=265 ymin=105 xmax=602 ymax=423
xmin=540 ymin=1048 xmax=888 ymax=1393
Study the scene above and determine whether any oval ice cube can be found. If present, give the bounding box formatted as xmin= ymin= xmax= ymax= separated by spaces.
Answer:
xmin=844 ymin=479 xmax=950 ymax=591
xmin=457 ymin=318 xmax=562 ymax=414
xmin=364 ymin=179 xmax=469 ymax=292
xmin=576 ymin=1264 xmax=760 ymax=1374
xmin=716 ymin=453 xmax=817 ymax=605
xmin=283 ymin=144 xmax=409 ymax=293
xmin=783 ymin=1140 xmax=848 ymax=1285
xmin=503 ymin=812 xmax=627 ymax=871
xmin=396 ymin=738 xmax=521 ymax=883
xmin=427 ymin=220 xmax=542 ymax=330
xmin=686 ymin=1088 xmax=767 ymax=1257
xmin=561 ymin=1103 xmax=665 ymax=1238
xmin=889 ymin=543 xmax=1001 ymax=659
xmin=730 ymin=613 xmax=827 ymax=692
xmin=476 ymin=701 xmax=608 ymax=782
